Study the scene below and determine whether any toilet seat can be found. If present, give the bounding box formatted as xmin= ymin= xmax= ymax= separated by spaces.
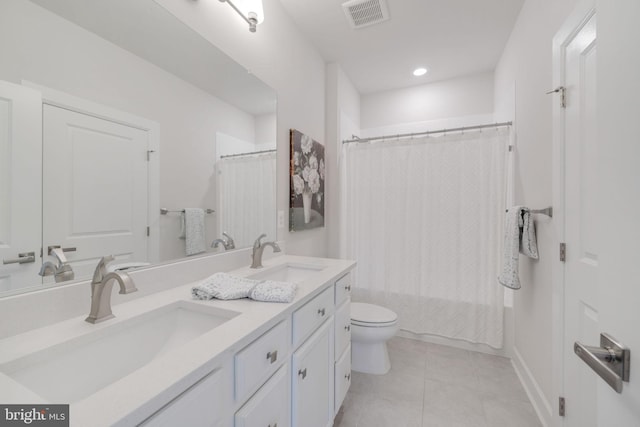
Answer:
xmin=351 ymin=302 xmax=398 ymax=327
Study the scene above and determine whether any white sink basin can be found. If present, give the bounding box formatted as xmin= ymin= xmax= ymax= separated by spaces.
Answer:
xmin=0 ymin=301 xmax=238 ymax=403
xmin=249 ymin=262 xmax=326 ymax=283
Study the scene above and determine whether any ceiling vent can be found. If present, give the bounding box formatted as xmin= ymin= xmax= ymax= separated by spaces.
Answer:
xmin=342 ymin=0 xmax=389 ymax=29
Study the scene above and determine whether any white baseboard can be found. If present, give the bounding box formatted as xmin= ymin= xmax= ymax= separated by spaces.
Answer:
xmin=511 ymin=347 xmax=553 ymax=427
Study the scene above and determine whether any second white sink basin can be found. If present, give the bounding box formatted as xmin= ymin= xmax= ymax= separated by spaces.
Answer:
xmin=0 ymin=301 xmax=238 ymax=403
xmin=249 ymin=262 xmax=326 ymax=283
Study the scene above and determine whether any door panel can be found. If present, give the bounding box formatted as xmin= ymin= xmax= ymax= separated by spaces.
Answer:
xmin=563 ymin=13 xmax=598 ymax=427
xmin=43 ymin=105 xmax=149 ymax=281
xmin=0 ymin=81 xmax=42 ymax=293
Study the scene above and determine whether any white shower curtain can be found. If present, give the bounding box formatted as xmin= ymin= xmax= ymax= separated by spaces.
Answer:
xmin=217 ymin=152 xmax=276 ymax=249
xmin=341 ymin=128 xmax=508 ymax=348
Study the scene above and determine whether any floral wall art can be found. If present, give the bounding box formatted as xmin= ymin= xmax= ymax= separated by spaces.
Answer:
xmin=289 ymin=129 xmax=325 ymax=231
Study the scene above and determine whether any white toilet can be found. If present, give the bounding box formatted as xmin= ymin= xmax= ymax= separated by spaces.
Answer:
xmin=350 ymin=302 xmax=399 ymax=375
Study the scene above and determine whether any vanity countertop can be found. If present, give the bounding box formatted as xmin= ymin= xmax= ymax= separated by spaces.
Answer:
xmin=0 ymin=254 xmax=355 ymax=426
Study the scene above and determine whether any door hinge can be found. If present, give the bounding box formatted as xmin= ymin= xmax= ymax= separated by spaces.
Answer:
xmin=146 ymin=150 xmax=155 ymax=162
xmin=559 ymin=242 xmax=566 ymax=262
xmin=147 ymin=226 xmax=150 ymax=237
xmin=546 ymin=86 xmax=566 ymax=108
xmin=559 ymin=396 xmax=566 ymax=417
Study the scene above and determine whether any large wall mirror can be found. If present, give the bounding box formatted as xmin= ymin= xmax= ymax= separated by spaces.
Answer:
xmin=0 ymin=0 xmax=277 ymax=296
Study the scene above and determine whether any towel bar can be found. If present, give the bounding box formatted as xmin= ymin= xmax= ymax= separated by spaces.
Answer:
xmin=160 ymin=208 xmax=215 ymax=215
xmin=505 ymin=207 xmax=553 ymax=217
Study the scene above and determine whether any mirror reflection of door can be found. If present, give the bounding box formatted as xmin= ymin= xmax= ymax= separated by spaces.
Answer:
xmin=0 ymin=82 xmax=42 ymax=293
xmin=42 ymin=105 xmax=150 ymax=283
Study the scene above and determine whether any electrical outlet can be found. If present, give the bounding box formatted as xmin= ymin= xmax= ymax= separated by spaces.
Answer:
xmin=277 ymin=210 xmax=285 ymax=228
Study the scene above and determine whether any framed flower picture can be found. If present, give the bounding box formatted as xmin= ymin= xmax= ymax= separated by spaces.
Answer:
xmin=289 ymin=129 xmax=325 ymax=231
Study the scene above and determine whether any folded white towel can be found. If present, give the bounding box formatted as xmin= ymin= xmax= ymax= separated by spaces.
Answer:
xmin=191 ymin=272 xmax=260 ymax=300
xmin=521 ymin=209 xmax=539 ymax=259
xmin=498 ymin=207 xmax=523 ymax=290
xmin=249 ymin=280 xmax=297 ymax=303
xmin=183 ymin=208 xmax=206 ymax=256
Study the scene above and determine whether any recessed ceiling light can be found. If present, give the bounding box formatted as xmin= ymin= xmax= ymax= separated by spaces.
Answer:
xmin=413 ymin=67 xmax=428 ymax=77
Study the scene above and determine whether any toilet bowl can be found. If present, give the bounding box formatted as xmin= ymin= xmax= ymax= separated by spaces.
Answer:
xmin=350 ymin=302 xmax=398 ymax=375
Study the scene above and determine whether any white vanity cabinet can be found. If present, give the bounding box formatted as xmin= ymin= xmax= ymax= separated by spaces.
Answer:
xmin=333 ymin=272 xmax=352 ymax=415
xmin=292 ymin=319 xmax=333 ymax=427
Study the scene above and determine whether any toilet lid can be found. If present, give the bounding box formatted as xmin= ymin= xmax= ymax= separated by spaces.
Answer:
xmin=351 ymin=302 xmax=398 ymax=325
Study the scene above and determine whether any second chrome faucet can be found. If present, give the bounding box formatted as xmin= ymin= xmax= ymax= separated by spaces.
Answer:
xmin=85 ymin=255 xmax=138 ymax=324
xmin=251 ymin=234 xmax=281 ymax=268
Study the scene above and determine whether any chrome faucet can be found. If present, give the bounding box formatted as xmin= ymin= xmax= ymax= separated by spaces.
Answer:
xmin=251 ymin=234 xmax=281 ymax=269
xmin=85 ymin=255 xmax=138 ymax=324
xmin=38 ymin=248 xmax=74 ymax=283
xmin=211 ymin=232 xmax=235 ymax=251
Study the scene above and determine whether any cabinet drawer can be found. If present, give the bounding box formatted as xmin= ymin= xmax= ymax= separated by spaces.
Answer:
xmin=334 ymin=272 xmax=351 ymax=306
xmin=334 ymin=344 xmax=351 ymax=416
xmin=334 ymin=300 xmax=351 ymax=360
xmin=235 ymin=364 xmax=290 ymax=427
xmin=141 ymin=368 xmax=225 ymax=427
xmin=235 ymin=320 xmax=290 ymax=401
xmin=292 ymin=286 xmax=334 ymax=347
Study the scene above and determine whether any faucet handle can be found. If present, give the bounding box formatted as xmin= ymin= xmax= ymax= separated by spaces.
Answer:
xmin=49 ymin=248 xmax=69 ymax=266
xmin=92 ymin=255 xmax=115 ymax=284
xmin=222 ymin=232 xmax=235 ymax=249
xmin=253 ymin=234 xmax=267 ymax=249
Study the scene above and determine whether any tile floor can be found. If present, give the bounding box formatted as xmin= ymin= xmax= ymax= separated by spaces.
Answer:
xmin=334 ymin=337 xmax=542 ymax=427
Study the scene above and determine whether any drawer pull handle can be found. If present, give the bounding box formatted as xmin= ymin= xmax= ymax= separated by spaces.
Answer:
xmin=317 ymin=308 xmax=326 ymax=316
xmin=345 ymin=285 xmax=351 ymax=291
xmin=266 ymin=350 xmax=278 ymax=364
xmin=298 ymin=368 xmax=307 ymax=379
xmin=345 ymin=324 xmax=351 ymax=331
xmin=268 ymin=424 xmax=278 ymax=427
xmin=345 ymin=373 xmax=351 ymax=381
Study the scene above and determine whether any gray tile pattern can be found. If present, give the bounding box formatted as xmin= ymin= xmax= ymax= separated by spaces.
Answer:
xmin=334 ymin=337 xmax=541 ymax=427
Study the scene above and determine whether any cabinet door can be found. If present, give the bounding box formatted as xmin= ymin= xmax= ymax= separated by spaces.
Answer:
xmin=292 ymin=320 xmax=332 ymax=427
xmin=0 ymin=81 xmax=42 ymax=294
xmin=235 ymin=364 xmax=290 ymax=427
xmin=334 ymin=299 xmax=351 ymax=360
xmin=334 ymin=344 xmax=351 ymax=415
xmin=140 ymin=368 xmax=226 ymax=427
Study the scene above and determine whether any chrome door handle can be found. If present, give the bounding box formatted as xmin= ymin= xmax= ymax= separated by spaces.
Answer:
xmin=345 ymin=285 xmax=351 ymax=291
xmin=298 ymin=368 xmax=307 ymax=379
xmin=47 ymin=246 xmax=77 ymax=255
xmin=317 ymin=308 xmax=326 ymax=316
xmin=266 ymin=350 xmax=278 ymax=364
xmin=344 ymin=325 xmax=351 ymax=331
xmin=574 ymin=333 xmax=630 ymax=393
xmin=345 ymin=373 xmax=351 ymax=380
xmin=3 ymin=252 xmax=36 ymax=265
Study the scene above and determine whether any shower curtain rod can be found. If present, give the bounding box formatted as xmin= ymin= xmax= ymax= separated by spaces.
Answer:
xmin=342 ymin=121 xmax=513 ymax=144
xmin=220 ymin=149 xmax=276 ymax=159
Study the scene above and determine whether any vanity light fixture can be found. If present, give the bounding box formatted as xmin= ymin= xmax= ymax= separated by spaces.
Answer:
xmin=413 ymin=67 xmax=428 ymax=77
xmin=219 ymin=0 xmax=264 ymax=33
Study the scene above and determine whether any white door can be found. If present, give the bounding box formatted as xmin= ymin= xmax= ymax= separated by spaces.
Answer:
xmin=0 ymin=81 xmax=42 ymax=293
xmin=561 ymin=12 xmax=599 ymax=427
xmin=595 ymin=0 xmax=640 ymax=423
xmin=42 ymin=105 xmax=149 ymax=281
xmin=558 ymin=3 xmax=640 ymax=425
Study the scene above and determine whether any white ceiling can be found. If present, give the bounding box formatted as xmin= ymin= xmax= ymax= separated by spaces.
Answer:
xmin=279 ymin=0 xmax=525 ymax=94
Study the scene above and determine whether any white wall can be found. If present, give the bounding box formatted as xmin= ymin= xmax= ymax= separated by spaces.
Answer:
xmin=361 ymin=72 xmax=494 ymax=130
xmin=325 ymin=63 xmax=361 ymax=258
xmin=155 ymin=0 xmax=328 ymax=257
xmin=0 ymin=0 xmax=258 ymax=262
xmin=493 ymin=0 xmax=580 ymax=423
